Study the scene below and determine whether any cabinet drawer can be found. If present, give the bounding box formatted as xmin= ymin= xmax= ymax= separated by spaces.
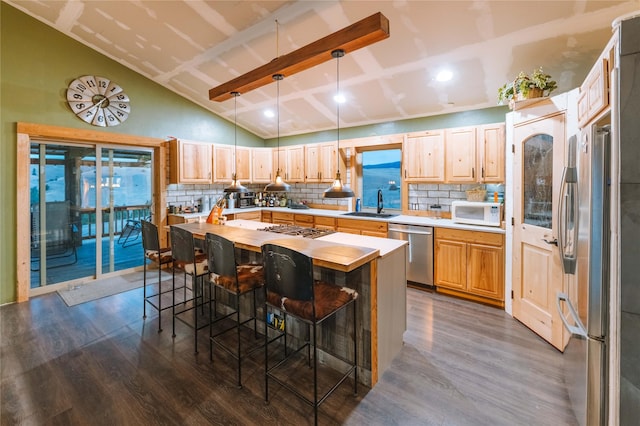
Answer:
xmin=294 ymin=214 xmax=314 ymax=227
xmin=314 ymin=216 xmax=336 ymax=227
xmin=435 ymin=227 xmax=503 ymax=246
xmin=336 ymin=218 xmax=387 ymax=234
xmin=272 ymin=211 xmax=294 ymax=224
xmin=235 ymin=211 xmax=261 ymax=221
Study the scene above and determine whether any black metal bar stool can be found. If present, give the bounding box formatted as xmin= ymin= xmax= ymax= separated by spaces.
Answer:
xmin=170 ymin=225 xmax=209 ymax=353
xmin=261 ymin=243 xmax=358 ymax=426
xmin=205 ymin=232 xmax=264 ymax=388
xmin=141 ymin=220 xmax=180 ymax=332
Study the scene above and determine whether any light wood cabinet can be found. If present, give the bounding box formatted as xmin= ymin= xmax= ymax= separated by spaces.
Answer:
xmin=314 ymin=216 xmax=336 ymax=230
xmin=578 ymin=57 xmax=609 ymax=127
xmin=213 ymin=144 xmax=233 ymax=183
xmin=336 ymin=218 xmax=388 ymax=238
xmin=261 ymin=210 xmax=272 ymax=223
xmin=403 ymin=131 xmax=445 ymax=182
xmin=435 ymin=228 xmax=504 ymax=307
xmin=272 ymin=145 xmax=305 ymax=183
xmin=477 ymin=123 xmax=505 ymax=183
xmin=252 ymin=148 xmax=273 ymax=183
xmin=234 ymin=210 xmax=261 ymax=221
xmin=169 ymin=139 xmax=212 ymax=184
xmin=305 ymin=142 xmax=337 ymax=183
xmin=445 ymin=126 xmax=476 ymax=182
xmin=272 ymin=211 xmax=294 ymax=225
xmin=294 ymin=214 xmax=314 ymax=228
xmin=235 ymin=146 xmax=251 ymax=181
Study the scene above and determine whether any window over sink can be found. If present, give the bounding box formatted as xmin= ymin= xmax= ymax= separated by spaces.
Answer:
xmin=361 ymin=149 xmax=401 ymax=211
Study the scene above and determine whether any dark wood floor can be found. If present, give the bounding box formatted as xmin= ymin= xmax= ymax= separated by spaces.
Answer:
xmin=1 ymin=282 xmax=578 ymax=425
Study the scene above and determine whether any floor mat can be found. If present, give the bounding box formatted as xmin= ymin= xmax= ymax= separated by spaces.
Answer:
xmin=57 ymin=271 xmax=172 ymax=306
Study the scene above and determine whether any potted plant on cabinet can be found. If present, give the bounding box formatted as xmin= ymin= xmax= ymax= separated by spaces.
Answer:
xmin=498 ymin=67 xmax=557 ymax=105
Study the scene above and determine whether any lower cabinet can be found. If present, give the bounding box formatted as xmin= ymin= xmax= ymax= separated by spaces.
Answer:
xmin=314 ymin=216 xmax=336 ymax=230
xmin=434 ymin=227 xmax=504 ymax=307
xmin=233 ymin=211 xmax=261 ymax=221
xmin=336 ymin=218 xmax=388 ymax=238
xmin=294 ymin=214 xmax=314 ymax=228
xmin=272 ymin=211 xmax=294 ymax=225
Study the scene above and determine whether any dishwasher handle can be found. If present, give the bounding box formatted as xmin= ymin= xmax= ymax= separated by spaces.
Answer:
xmin=388 ymin=227 xmax=432 ymax=236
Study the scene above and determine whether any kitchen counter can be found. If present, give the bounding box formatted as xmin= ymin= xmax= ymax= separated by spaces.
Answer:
xmin=170 ymin=207 xmax=505 ymax=234
xmin=171 ymin=219 xmax=407 ymax=387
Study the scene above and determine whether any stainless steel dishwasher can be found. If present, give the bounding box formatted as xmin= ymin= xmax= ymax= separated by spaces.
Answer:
xmin=388 ymin=223 xmax=434 ymax=288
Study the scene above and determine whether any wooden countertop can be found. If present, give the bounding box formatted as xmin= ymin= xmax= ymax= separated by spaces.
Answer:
xmin=173 ymin=222 xmax=379 ymax=272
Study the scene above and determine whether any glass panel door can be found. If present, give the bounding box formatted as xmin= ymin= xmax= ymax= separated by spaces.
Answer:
xmin=30 ymin=143 xmax=152 ymax=288
xmin=98 ymin=147 xmax=152 ymax=274
xmin=30 ymin=143 xmax=96 ymax=287
xmin=523 ymin=134 xmax=553 ymax=228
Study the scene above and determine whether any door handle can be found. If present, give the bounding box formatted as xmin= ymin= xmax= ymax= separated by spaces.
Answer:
xmin=556 ymin=292 xmax=587 ymax=337
xmin=542 ymin=237 xmax=558 ymax=246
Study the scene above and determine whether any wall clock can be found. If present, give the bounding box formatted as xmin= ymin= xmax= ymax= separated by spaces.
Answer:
xmin=66 ymin=75 xmax=130 ymax=127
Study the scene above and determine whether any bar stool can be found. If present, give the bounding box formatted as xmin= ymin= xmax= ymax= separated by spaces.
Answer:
xmin=261 ymin=243 xmax=358 ymax=426
xmin=170 ymin=225 xmax=209 ymax=353
xmin=141 ymin=220 xmax=179 ymax=332
xmin=205 ymin=232 xmax=264 ymax=388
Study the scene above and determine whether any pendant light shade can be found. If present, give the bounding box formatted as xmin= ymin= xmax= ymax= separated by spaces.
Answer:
xmin=223 ymin=92 xmax=248 ymax=193
xmin=264 ymin=73 xmax=291 ymax=192
xmin=323 ymin=49 xmax=354 ymax=199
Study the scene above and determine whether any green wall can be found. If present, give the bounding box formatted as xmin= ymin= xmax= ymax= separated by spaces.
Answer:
xmin=0 ymin=3 xmax=507 ymax=303
xmin=0 ymin=3 xmax=262 ymax=303
xmin=265 ymin=106 xmax=508 ymax=146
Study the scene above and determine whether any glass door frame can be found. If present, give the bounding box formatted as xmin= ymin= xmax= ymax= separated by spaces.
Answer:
xmin=15 ymin=122 xmax=167 ymax=302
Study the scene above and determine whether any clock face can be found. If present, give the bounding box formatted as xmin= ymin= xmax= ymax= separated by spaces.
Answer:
xmin=66 ymin=75 xmax=130 ymax=127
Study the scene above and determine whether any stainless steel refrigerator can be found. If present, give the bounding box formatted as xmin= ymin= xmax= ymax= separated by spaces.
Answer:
xmin=557 ymin=126 xmax=610 ymax=426
xmin=556 ymin=11 xmax=640 ymax=425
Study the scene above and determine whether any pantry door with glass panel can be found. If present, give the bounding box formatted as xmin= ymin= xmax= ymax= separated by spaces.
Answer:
xmin=30 ymin=142 xmax=152 ymax=288
xmin=512 ymin=111 xmax=568 ymax=351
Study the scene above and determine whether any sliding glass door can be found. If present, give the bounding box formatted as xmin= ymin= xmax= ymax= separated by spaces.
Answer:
xmin=30 ymin=142 xmax=152 ymax=288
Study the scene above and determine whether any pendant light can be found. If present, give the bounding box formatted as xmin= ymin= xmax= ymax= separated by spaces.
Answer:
xmin=323 ymin=49 xmax=355 ymax=198
xmin=264 ymin=73 xmax=291 ymax=192
xmin=223 ymin=91 xmax=248 ymax=193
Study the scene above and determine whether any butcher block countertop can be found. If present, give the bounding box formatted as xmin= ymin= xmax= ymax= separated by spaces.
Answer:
xmin=172 ymin=220 xmax=395 ymax=272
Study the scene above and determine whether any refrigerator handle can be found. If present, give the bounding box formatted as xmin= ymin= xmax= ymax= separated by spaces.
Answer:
xmin=556 ymin=292 xmax=587 ymax=337
xmin=558 ymin=162 xmax=578 ymax=275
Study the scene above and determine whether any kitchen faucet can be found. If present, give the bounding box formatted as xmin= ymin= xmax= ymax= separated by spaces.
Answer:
xmin=377 ymin=189 xmax=384 ymax=214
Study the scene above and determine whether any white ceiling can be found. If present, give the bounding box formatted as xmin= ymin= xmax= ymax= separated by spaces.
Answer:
xmin=7 ymin=0 xmax=640 ymax=139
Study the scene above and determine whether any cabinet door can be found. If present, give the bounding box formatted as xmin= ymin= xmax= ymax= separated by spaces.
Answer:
xmin=467 ymin=242 xmax=504 ymax=301
xmin=252 ymin=148 xmax=273 ymax=183
xmin=272 ymin=148 xmax=287 ymax=180
xmin=319 ymin=142 xmax=337 ymax=182
xmin=213 ymin=145 xmax=233 ymax=182
xmin=235 ymin=146 xmax=251 ymax=181
xmin=403 ymin=131 xmax=445 ymax=181
xmin=169 ymin=139 xmax=212 ymax=184
xmin=286 ymin=146 xmax=305 ymax=182
xmin=434 ymin=238 xmax=467 ymax=290
xmin=478 ymin=123 xmax=505 ymax=183
xmin=445 ymin=127 xmax=476 ymax=182
xmin=305 ymin=144 xmax=321 ymax=182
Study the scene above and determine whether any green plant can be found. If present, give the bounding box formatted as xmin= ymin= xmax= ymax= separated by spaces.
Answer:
xmin=498 ymin=67 xmax=557 ymax=104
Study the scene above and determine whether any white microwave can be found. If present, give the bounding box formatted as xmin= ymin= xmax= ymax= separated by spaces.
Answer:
xmin=451 ymin=201 xmax=502 ymax=227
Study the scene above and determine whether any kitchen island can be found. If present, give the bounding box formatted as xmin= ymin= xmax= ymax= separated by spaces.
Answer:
xmin=172 ymin=220 xmax=407 ymax=387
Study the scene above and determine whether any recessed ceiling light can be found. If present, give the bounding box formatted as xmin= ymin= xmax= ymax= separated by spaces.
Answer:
xmin=264 ymin=109 xmax=274 ymax=118
xmin=436 ymin=70 xmax=453 ymax=82
xmin=334 ymin=93 xmax=346 ymax=103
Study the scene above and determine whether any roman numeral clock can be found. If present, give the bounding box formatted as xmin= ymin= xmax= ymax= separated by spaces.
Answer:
xmin=66 ymin=75 xmax=130 ymax=127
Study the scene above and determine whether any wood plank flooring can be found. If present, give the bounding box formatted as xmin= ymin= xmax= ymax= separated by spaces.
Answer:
xmin=1 ymin=281 xmax=578 ymax=425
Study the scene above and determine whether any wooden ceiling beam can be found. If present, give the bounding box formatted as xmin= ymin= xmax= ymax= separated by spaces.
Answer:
xmin=209 ymin=12 xmax=390 ymax=102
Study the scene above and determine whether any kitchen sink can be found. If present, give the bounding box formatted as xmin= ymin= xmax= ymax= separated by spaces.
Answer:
xmin=342 ymin=212 xmax=398 ymax=219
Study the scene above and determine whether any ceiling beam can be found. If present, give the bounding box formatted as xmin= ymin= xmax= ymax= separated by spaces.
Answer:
xmin=209 ymin=12 xmax=390 ymax=102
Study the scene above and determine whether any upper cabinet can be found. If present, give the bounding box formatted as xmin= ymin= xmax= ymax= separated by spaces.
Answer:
xmin=403 ymin=130 xmax=445 ymax=182
xmin=273 ymin=145 xmax=305 ymax=183
xmin=578 ymin=56 xmax=610 ymax=127
xmin=213 ymin=144 xmax=233 ymax=183
xmin=305 ymin=142 xmax=337 ymax=183
xmin=213 ymin=145 xmax=251 ymax=183
xmin=252 ymin=148 xmax=273 ymax=183
xmin=445 ymin=126 xmax=476 ymax=182
xmin=169 ymin=139 xmax=212 ymax=184
xmin=477 ymin=123 xmax=505 ymax=183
